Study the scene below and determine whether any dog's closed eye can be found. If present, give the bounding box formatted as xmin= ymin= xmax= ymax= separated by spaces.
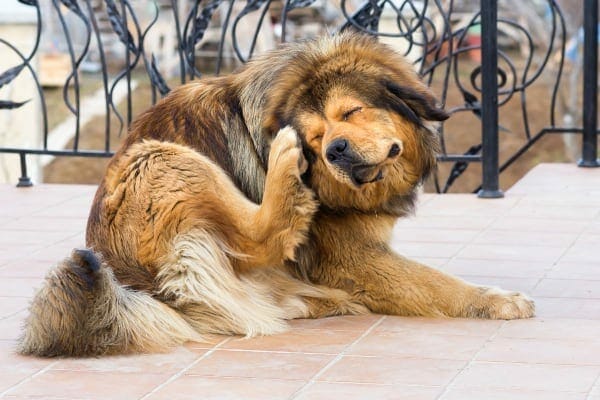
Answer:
xmin=342 ymin=106 xmax=363 ymax=121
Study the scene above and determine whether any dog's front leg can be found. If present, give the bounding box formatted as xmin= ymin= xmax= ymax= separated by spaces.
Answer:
xmin=233 ymin=127 xmax=318 ymax=270
xmin=330 ymin=247 xmax=535 ymax=320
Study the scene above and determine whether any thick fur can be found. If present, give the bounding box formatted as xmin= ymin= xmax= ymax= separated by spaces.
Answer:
xmin=19 ymin=33 xmax=534 ymax=357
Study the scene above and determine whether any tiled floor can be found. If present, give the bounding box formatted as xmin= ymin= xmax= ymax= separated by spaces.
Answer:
xmin=0 ymin=163 xmax=599 ymax=399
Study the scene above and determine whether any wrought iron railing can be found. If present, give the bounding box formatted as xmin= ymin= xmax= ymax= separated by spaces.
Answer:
xmin=0 ymin=0 xmax=598 ymax=194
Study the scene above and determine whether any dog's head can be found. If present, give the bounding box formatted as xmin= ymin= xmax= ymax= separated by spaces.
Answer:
xmin=263 ymin=33 xmax=448 ymax=215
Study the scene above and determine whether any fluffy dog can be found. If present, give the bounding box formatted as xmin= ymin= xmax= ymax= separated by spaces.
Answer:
xmin=19 ymin=33 xmax=534 ymax=357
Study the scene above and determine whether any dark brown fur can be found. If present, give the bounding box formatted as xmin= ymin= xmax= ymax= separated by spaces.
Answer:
xmin=19 ymin=33 xmax=534 ymax=357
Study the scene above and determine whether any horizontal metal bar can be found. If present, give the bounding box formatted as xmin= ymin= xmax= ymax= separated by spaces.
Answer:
xmin=0 ymin=148 xmax=114 ymax=158
xmin=437 ymin=155 xmax=482 ymax=163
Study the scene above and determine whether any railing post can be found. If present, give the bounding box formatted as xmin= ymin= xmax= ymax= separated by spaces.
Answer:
xmin=477 ymin=0 xmax=503 ymax=198
xmin=578 ymin=0 xmax=599 ymax=168
xmin=17 ymin=153 xmax=33 ymax=188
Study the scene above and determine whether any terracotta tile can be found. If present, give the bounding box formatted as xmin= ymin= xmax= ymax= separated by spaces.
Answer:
xmin=0 ymin=241 xmax=47 ymax=256
xmin=443 ymin=258 xmax=551 ymax=279
xmin=186 ymin=350 xmax=333 ymax=380
xmin=375 ymin=316 xmax=503 ymax=337
xmin=0 ymin=249 xmax=21 ymax=267
xmin=391 ymin=227 xmax=480 ymax=243
xmin=575 ymin=233 xmax=600 ymax=244
xmin=452 ymin=361 xmax=600 ymax=392
xmin=0 ymin=260 xmax=54 ymax=278
xmin=456 ymin=244 xmax=565 ymax=263
xmin=389 ymin=241 xmax=463 ymax=258
xmin=347 ymin=330 xmax=488 ymax=360
xmin=589 ymin=384 xmax=600 ymax=400
xmin=31 ymin=202 xmax=93 ymax=219
xmin=52 ymin=346 xmax=205 ymax=375
xmin=295 ymin=382 xmax=442 ymax=400
xmin=440 ymin=387 xmax=586 ymax=400
xmin=0 ymin=371 xmax=41 ymax=394
xmin=394 ymin=215 xmax=495 ymax=230
xmin=498 ymin=318 xmax=600 ymax=340
xmin=0 ymin=277 xmax=44 ymax=298
xmin=33 ymin=184 xmax=98 ymax=195
xmin=146 ymin=376 xmax=305 ymax=400
xmin=0 ymin=204 xmax=46 ymax=219
xmin=535 ymin=297 xmax=600 ymax=319
xmin=417 ymin=194 xmax=520 ymax=217
xmin=517 ymin=193 xmax=600 ymax=207
xmin=182 ymin=335 xmax=230 ymax=350
xmin=546 ymin=262 xmax=600 ymax=280
xmin=27 ymin=243 xmax=83 ymax=263
xmin=0 ymin=230 xmax=76 ymax=246
xmin=0 ymin=340 xmax=53 ymax=374
xmin=473 ymin=230 xmax=577 ymax=247
xmin=288 ymin=314 xmax=382 ymax=331
xmin=561 ymin=243 xmax=600 ymax=264
xmin=0 ymin=311 xmax=27 ymax=341
xmin=587 ymin=222 xmax=600 ymax=234
xmin=506 ymin=204 xmax=599 ymax=221
xmin=0 ymin=215 xmax=15 ymax=225
xmin=0 ymin=296 xmax=29 ymax=318
xmin=533 ymin=279 xmax=600 ymax=299
xmin=0 ymin=216 xmax=87 ymax=232
xmin=488 ymin=217 xmax=588 ymax=234
xmin=476 ymin=337 xmax=600 ymax=365
xmin=317 ymin=355 xmax=465 ymax=386
xmin=221 ymin=329 xmax=363 ymax=354
xmin=6 ymin=370 xmax=171 ymax=399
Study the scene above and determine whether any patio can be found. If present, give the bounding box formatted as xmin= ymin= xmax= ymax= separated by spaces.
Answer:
xmin=0 ymin=162 xmax=599 ymax=400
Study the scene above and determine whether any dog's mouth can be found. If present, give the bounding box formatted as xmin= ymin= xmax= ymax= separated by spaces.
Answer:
xmin=350 ymin=164 xmax=385 ymax=187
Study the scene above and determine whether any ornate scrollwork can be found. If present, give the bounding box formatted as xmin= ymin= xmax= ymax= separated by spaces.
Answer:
xmin=0 ymin=0 xmax=591 ymax=192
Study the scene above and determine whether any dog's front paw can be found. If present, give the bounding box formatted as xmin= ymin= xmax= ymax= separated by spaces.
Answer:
xmin=470 ymin=287 xmax=535 ymax=320
xmin=268 ymin=126 xmax=308 ymax=179
xmin=264 ymin=127 xmax=317 ymax=261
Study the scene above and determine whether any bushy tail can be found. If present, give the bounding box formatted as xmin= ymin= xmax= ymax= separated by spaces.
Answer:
xmin=18 ymin=249 xmax=201 ymax=357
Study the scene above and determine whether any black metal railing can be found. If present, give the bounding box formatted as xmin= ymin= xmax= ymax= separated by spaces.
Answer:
xmin=0 ymin=0 xmax=598 ymax=193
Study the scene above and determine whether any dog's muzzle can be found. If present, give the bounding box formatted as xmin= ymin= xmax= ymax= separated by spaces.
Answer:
xmin=326 ymin=139 xmax=400 ymax=186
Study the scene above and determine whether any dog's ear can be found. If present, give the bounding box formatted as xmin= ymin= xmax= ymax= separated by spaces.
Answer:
xmin=262 ymin=112 xmax=281 ymax=138
xmin=383 ymin=80 xmax=449 ymax=126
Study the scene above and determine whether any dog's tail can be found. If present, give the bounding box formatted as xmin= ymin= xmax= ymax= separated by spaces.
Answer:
xmin=18 ymin=249 xmax=201 ymax=357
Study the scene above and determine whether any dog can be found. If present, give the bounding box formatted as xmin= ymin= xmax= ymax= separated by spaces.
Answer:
xmin=19 ymin=32 xmax=534 ymax=357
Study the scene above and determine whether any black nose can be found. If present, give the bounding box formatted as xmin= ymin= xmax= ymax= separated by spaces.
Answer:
xmin=326 ymin=139 xmax=350 ymax=163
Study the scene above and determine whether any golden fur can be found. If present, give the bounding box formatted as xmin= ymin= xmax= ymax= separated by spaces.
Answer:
xmin=19 ymin=33 xmax=534 ymax=357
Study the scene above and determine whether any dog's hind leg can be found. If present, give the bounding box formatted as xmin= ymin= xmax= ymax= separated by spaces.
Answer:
xmin=129 ymin=130 xmax=315 ymax=273
xmin=156 ymin=230 xmax=368 ymax=336
xmin=245 ymin=269 xmax=370 ymax=320
xmin=156 ymin=229 xmax=292 ymax=337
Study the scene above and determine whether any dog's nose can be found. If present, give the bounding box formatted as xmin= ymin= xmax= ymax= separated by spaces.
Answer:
xmin=388 ymin=143 xmax=402 ymax=158
xmin=326 ymin=139 xmax=350 ymax=163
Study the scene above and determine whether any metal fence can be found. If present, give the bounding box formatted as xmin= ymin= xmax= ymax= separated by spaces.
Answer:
xmin=0 ymin=0 xmax=598 ymax=195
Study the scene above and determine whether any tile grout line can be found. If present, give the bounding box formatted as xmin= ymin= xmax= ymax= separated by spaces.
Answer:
xmin=137 ymin=337 xmax=232 ymax=400
xmin=0 ymin=360 xmax=60 ymax=398
xmin=435 ymin=319 xmax=508 ymax=400
xmin=585 ymin=369 xmax=600 ymax=400
xmin=529 ymin=216 xmax=591 ymax=293
xmin=287 ymin=315 xmax=387 ymax=400
xmin=432 ymin=196 xmax=513 ymax=273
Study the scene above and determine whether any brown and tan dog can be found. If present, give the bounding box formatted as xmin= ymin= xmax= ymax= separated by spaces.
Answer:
xmin=19 ymin=33 xmax=534 ymax=357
